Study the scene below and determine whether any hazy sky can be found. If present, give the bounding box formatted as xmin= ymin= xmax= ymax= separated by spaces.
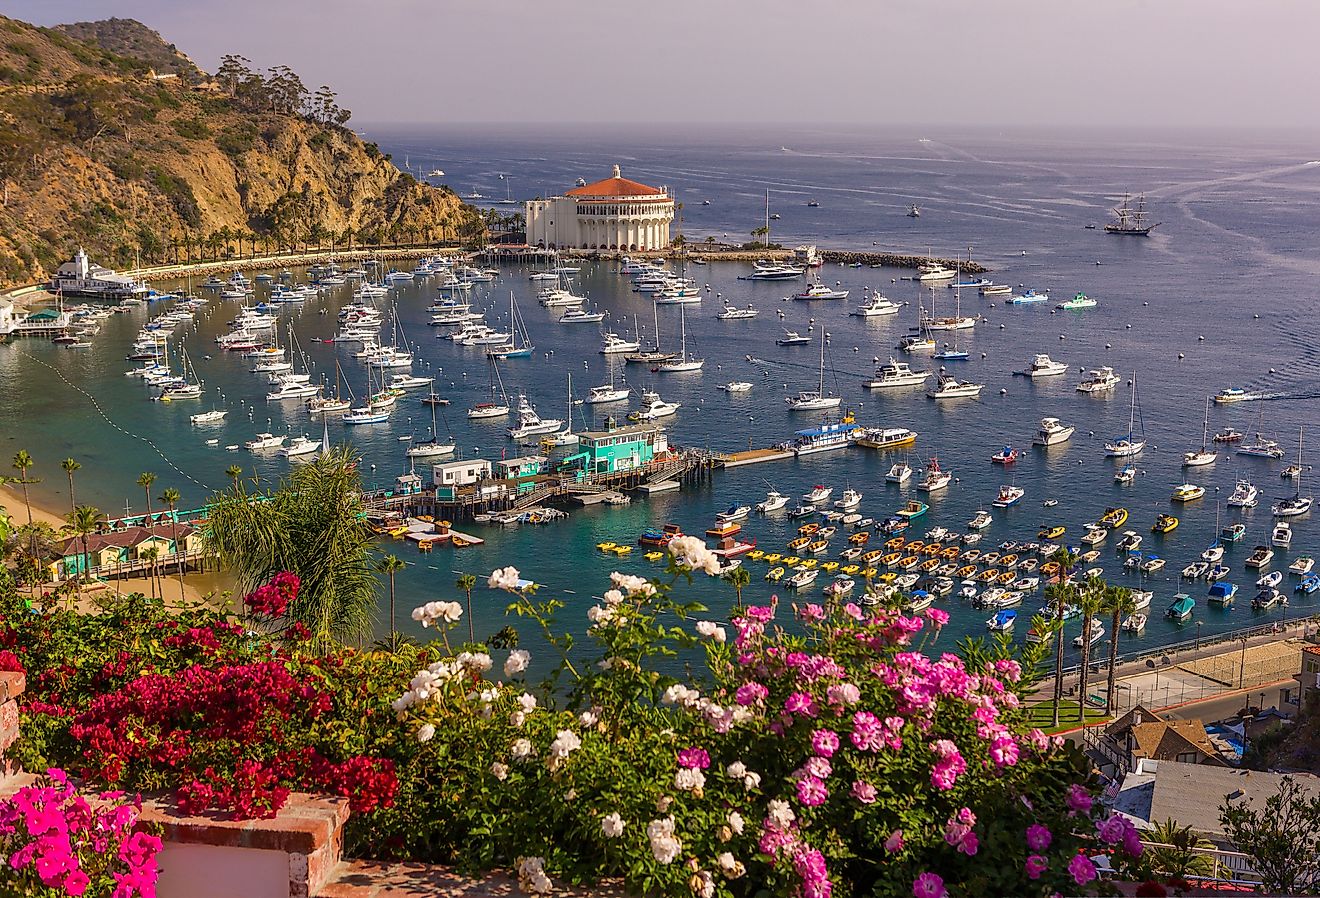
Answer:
xmin=6 ymin=0 xmax=1316 ymax=128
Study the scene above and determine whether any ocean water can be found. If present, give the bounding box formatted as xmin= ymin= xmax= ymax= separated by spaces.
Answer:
xmin=3 ymin=125 xmax=1318 ymax=664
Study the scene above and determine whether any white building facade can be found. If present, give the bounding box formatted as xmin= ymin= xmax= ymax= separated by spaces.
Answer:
xmin=525 ymin=165 xmax=673 ymax=252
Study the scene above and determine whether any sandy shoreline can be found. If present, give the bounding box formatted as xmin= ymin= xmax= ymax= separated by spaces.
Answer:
xmin=1 ymin=482 xmax=233 ymax=607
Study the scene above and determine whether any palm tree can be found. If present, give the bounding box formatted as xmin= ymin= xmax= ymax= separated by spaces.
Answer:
xmin=376 ymin=554 xmax=405 ymax=649
xmin=1104 ymin=585 xmax=1135 ymax=713
xmin=139 ymin=546 xmax=160 ymax=599
xmin=1143 ymin=819 xmax=1215 ymax=879
xmin=64 ymin=504 xmax=103 ymax=587
xmin=11 ymin=450 xmax=35 ymax=527
xmin=226 ymin=465 xmax=244 ymax=490
xmin=456 ymin=574 xmax=476 ymax=644
xmin=1076 ymin=576 xmax=1106 ymax=721
xmin=160 ymin=487 xmax=185 ymax=601
xmin=723 ymin=566 xmax=751 ymax=609
xmin=61 ymin=457 xmax=81 ymax=517
xmin=205 ymin=446 xmax=377 ymax=647
xmin=1048 ymin=547 xmax=1079 ymax=727
xmin=136 ymin=472 xmax=156 ymax=529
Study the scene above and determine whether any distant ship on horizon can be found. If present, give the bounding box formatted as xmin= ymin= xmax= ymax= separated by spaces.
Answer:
xmin=1105 ymin=192 xmax=1159 ymax=235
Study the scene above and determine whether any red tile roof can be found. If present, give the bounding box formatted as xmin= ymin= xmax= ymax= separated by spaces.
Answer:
xmin=566 ymin=166 xmax=664 ymax=198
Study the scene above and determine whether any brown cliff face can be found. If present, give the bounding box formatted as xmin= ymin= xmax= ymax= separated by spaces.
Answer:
xmin=0 ymin=15 xmax=483 ymax=287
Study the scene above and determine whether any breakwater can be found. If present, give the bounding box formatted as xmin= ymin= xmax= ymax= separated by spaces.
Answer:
xmin=559 ymin=247 xmax=988 ymax=273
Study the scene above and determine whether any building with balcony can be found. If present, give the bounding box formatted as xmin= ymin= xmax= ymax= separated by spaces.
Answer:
xmin=525 ymin=165 xmax=673 ymax=252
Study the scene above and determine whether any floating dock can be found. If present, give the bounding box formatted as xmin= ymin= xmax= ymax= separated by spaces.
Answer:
xmin=718 ymin=447 xmax=795 ymax=468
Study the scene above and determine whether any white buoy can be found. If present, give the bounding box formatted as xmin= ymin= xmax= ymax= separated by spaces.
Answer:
xmin=1106 ymin=343 xmax=1112 ymax=349
xmin=1126 ymin=324 xmax=1132 ymax=329
xmin=1178 ymin=353 xmax=1184 ymax=359
xmin=999 ymin=388 xmax=1007 ymax=395
xmin=1198 ymin=335 xmax=1205 ymax=341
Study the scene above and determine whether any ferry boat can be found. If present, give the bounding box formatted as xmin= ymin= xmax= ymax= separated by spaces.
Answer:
xmin=48 ymin=248 xmax=149 ymax=299
xmin=856 ymin=427 xmax=917 ymax=450
xmin=1171 ymin=483 xmax=1206 ymax=502
xmin=793 ymin=283 xmax=849 ymax=301
xmin=792 ymin=414 xmax=862 ymax=456
xmin=1076 ymin=366 xmax=1121 ymax=393
xmin=863 ymin=358 xmax=929 ymax=389
xmin=992 ymin=485 xmax=1024 ymax=508
xmin=1213 ymin=387 xmax=1249 ymax=404
xmin=1016 ymin=354 xmax=1069 ymax=378
xmin=850 ymin=292 xmax=901 ymax=317
xmin=1227 ymin=479 xmax=1259 ymax=508
xmin=1056 ymin=292 xmax=1097 ymax=311
xmin=1033 ymin=417 xmax=1075 ymax=447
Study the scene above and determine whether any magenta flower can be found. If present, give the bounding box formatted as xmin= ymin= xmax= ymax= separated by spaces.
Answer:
xmin=843 ymin=602 xmax=864 ymax=620
xmin=883 ymin=829 xmax=903 ymax=852
xmin=785 ymin=691 xmax=818 ymax=718
xmin=1026 ymin=823 xmax=1052 ymax=851
xmin=811 ymin=729 xmax=840 ymax=758
xmin=851 ymin=711 xmax=884 ymax=752
xmin=852 ymin=781 xmax=878 ymax=805
xmin=799 ymin=603 xmax=826 ymax=621
xmin=1068 ymin=853 xmax=1097 ymax=886
xmin=735 ymin=682 xmax=769 ymax=706
xmin=796 ymin=776 xmax=829 ymax=807
xmin=1066 ymin=783 xmax=1094 ymax=815
xmin=912 ymin=872 xmax=947 ymax=898
xmin=1123 ymin=827 xmax=1145 ymax=857
xmin=925 ymin=607 xmax=950 ymax=627
xmin=676 ymin=747 xmax=710 ymax=770
xmin=802 ymin=756 xmax=832 ymax=780
xmin=64 ymin=869 xmax=91 ymax=897
xmin=990 ymin=734 xmax=1020 ymax=768
xmin=793 ymin=848 xmax=831 ymax=898
xmin=1025 ymin=854 xmax=1048 ymax=880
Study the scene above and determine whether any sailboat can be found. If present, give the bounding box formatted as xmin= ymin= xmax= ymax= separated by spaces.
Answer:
xmin=1104 ymin=373 xmax=1147 ymax=457
xmin=407 ymin=392 xmax=457 ymax=459
xmin=932 ymin=287 xmax=970 ymax=361
xmin=487 ymin=291 xmax=535 ymax=359
xmin=156 ymin=344 xmax=203 ymax=401
xmin=344 ymin=365 xmax=390 ymax=424
xmin=1183 ymin=397 xmax=1217 ymax=467
xmin=787 ymin=326 xmax=841 ymax=410
xmin=543 ymin=374 xmax=580 ymax=446
xmin=586 ymin=365 xmax=630 ymax=404
xmin=656 ymin=304 xmax=704 ymax=372
xmin=627 ymin=300 xmax=677 ymax=364
xmin=308 ymin=359 xmax=353 ymax=415
xmin=1105 ymin=193 xmax=1159 ymax=235
xmin=1272 ymin=428 xmax=1313 ymax=517
xmin=468 ymin=357 xmax=512 ymax=419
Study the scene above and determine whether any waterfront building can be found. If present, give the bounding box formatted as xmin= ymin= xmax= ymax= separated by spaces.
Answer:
xmin=1293 ymin=644 xmax=1320 ymax=713
xmin=562 ymin=423 xmax=668 ymax=476
xmin=47 ymin=247 xmax=149 ymax=299
xmin=52 ymin=523 xmax=203 ymax=581
xmin=525 ymin=165 xmax=673 ymax=252
xmin=0 ymin=299 xmax=13 ymax=336
xmin=431 ymin=459 xmax=492 ymax=499
xmin=495 ymin=455 xmax=548 ymax=480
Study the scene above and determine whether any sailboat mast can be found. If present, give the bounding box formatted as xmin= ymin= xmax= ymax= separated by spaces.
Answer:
xmin=818 ymin=325 xmax=826 ymax=394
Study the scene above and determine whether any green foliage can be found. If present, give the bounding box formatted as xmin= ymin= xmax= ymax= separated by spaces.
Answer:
xmin=215 ymin=122 xmax=258 ymax=158
xmin=1219 ymin=776 xmax=1320 ymax=893
xmin=204 ymin=446 xmax=377 ymax=647
xmin=171 ymin=117 xmax=210 ymax=140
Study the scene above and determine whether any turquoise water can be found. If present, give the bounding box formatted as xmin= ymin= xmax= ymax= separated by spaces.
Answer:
xmin=3 ymin=127 xmax=1318 ymax=665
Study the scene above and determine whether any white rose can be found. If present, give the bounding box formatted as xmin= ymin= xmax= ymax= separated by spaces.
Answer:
xmin=547 ymin=729 xmax=582 ymax=760
xmin=504 ymin=649 xmax=531 ymax=677
xmin=646 ymin=817 xmax=682 ymax=865
xmin=743 ymin=771 xmax=761 ymax=791
xmin=694 ymin=871 xmax=715 ymax=898
xmin=610 ymin=572 xmax=656 ymax=596
xmin=416 ymin=723 xmax=436 ymax=743
xmin=601 ymin=812 xmax=626 ymax=838
xmin=727 ymin=811 xmax=745 ymax=835
xmin=487 ymin=565 xmax=521 ymax=591
xmin=509 ymin=710 xmax=526 ymax=728
xmin=578 ymin=709 xmax=599 ymax=727
xmin=725 ymin=761 xmax=746 ymax=778
xmin=517 ymin=692 xmax=537 ymax=713
xmin=602 ymin=588 xmax=624 ymax=606
xmin=490 ymin=761 xmax=509 ymax=781
xmin=674 ymin=767 xmax=706 ymax=792
xmin=717 ymin=852 xmax=745 ymax=879
xmin=516 ymin=856 xmax=551 ymax=894
xmin=767 ymin=799 xmax=795 ymax=828
xmin=510 ymin=738 xmax=534 ymax=761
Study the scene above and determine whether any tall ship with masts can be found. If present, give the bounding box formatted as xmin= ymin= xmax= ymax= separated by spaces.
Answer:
xmin=1104 ymin=193 xmax=1159 ymax=236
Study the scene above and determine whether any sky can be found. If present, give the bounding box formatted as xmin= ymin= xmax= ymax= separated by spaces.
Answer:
xmin=5 ymin=0 xmax=1317 ymax=129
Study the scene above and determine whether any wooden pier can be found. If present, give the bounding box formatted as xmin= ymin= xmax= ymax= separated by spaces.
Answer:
xmin=717 ymin=447 xmax=795 ymax=468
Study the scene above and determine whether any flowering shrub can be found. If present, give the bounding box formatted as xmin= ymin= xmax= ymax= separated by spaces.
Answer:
xmin=0 ymin=768 xmax=161 ymax=897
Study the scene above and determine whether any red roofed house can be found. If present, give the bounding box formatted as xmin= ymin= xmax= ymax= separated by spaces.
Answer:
xmin=525 ymin=164 xmax=673 ymax=252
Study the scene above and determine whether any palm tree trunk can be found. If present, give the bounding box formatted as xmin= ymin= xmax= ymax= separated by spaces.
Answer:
xmin=388 ymin=573 xmax=396 ymax=648
xmin=170 ymin=513 xmax=184 ymax=601
xmin=1052 ymin=601 xmax=1065 ymax=727
xmin=1107 ymin=607 xmax=1121 ymax=712
xmin=1078 ymin=611 xmax=1092 ymax=722
xmin=19 ymin=479 xmax=31 ymax=526
xmin=466 ymin=586 xmax=474 ymax=643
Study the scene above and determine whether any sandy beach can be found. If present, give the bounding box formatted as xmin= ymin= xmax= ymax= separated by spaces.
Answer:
xmin=1 ymin=482 xmax=232 ymax=607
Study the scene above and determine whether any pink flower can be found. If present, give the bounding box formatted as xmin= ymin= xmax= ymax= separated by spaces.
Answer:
xmin=826 ymin=683 xmax=860 ymax=706
xmin=785 ymin=692 xmax=818 ymax=718
xmin=735 ymin=682 xmax=768 ymax=706
xmin=852 ymin=781 xmax=878 ymax=805
xmin=883 ymin=829 xmax=903 ymax=852
xmin=925 ymin=607 xmax=950 ymax=627
xmin=64 ymin=870 xmax=91 ymax=897
xmin=802 ymin=756 xmax=832 ymax=780
xmin=912 ymin=872 xmax=946 ymax=898
xmin=851 ymin=711 xmax=884 ymax=752
xmin=677 ymin=747 xmax=711 ymax=770
xmin=1068 ymin=854 xmax=1097 ymax=886
xmin=1123 ymin=828 xmax=1144 ymax=858
xmin=944 ymin=819 xmax=978 ymax=856
xmin=793 ymin=848 xmax=831 ymax=898
xmin=1025 ymin=855 xmax=1048 ymax=880
xmin=811 ymin=729 xmax=840 ymax=758
xmin=1026 ymin=823 xmax=1052 ymax=852
xmin=799 ymin=603 xmax=826 ymax=621
xmin=956 ymin=807 xmax=976 ymax=827
xmin=843 ymin=602 xmax=864 ymax=620
xmin=1027 ymin=728 xmax=1050 ymax=752
xmin=928 ymin=739 xmax=966 ymax=790
xmin=1066 ymin=783 xmax=1094 ymax=816
xmin=796 ymin=776 xmax=828 ymax=807
xmin=990 ymin=735 xmax=1020 ymax=768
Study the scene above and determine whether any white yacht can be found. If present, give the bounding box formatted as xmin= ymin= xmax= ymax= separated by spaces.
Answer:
xmin=776 ymin=330 xmax=812 ymax=346
xmin=633 ymin=391 xmax=680 ymax=421
xmin=719 ymin=381 xmax=753 ymax=393
xmin=244 ymin=432 xmax=286 ymax=451
xmin=792 ymin=283 xmax=849 ymax=301
xmin=279 ymin=436 xmax=321 ymax=458
xmin=834 ymin=489 xmax=862 ymax=510
xmin=803 ymin=485 xmax=834 ymax=503
xmin=600 ymin=332 xmax=641 ymax=355
xmin=757 ymin=490 xmax=790 ymax=513
xmin=1017 ymin=354 xmax=1068 ymax=378
xmin=886 ymin=462 xmax=913 ymax=484
xmin=917 ymin=458 xmax=952 ymax=492
xmin=1076 ymin=367 xmax=1121 ymax=393
xmin=716 ymin=304 xmax=760 ymax=320
xmin=558 ymin=308 xmax=607 ymax=324
xmin=1183 ymin=398 xmax=1218 ymax=467
xmin=388 ymin=373 xmax=434 ymax=391
xmin=927 ymin=373 xmax=984 ymax=400
xmin=1271 ymin=429 xmax=1313 ymax=517
xmin=917 ymin=263 xmax=957 ymax=282
xmin=507 ymin=394 xmax=563 ymax=439
xmin=1228 ymin=479 xmax=1259 ymax=508
xmin=585 ymin=383 xmax=630 ymax=404
xmin=189 ymin=409 xmax=227 ymax=425
xmin=1032 ymin=417 xmax=1075 ymax=447
xmin=267 ymin=381 xmax=322 ymax=401
xmin=468 ymin=401 xmax=510 ymax=420
xmin=850 ymin=292 xmax=901 ymax=317
xmin=1271 ymin=521 xmax=1293 ymax=548
xmin=864 ymin=358 xmax=930 ymax=389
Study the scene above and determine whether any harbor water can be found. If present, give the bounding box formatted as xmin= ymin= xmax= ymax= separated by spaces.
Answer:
xmin=2 ymin=125 xmax=1318 ymax=663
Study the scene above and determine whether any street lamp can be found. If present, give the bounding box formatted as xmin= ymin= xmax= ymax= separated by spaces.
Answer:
xmin=1238 ymin=636 xmax=1249 ymax=689
xmin=1196 ymin=620 xmax=1203 ymax=650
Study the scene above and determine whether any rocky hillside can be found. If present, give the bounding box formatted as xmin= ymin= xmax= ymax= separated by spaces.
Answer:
xmin=0 ymin=15 xmax=483 ymax=288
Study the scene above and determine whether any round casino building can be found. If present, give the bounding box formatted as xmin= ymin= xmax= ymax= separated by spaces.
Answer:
xmin=524 ymin=165 xmax=674 ymax=252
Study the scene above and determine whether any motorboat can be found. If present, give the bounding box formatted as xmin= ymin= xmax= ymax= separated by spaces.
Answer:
xmin=558 ymin=308 xmax=607 ymax=324
xmin=1122 ymin=613 xmax=1147 ymax=633
xmin=776 ymin=330 xmax=812 ymax=346
xmin=1076 ymin=367 xmax=1121 ymax=393
xmin=1007 ymin=290 xmax=1049 ymax=305
xmin=1298 ymin=574 xmax=1320 ymax=595
xmin=1072 ymin=619 xmax=1104 ymax=648
xmin=792 ymin=283 xmax=849 ymax=301
xmin=927 ymin=373 xmax=983 ymax=400
xmin=1258 ymin=570 xmax=1284 ymax=590
xmin=757 ymin=491 xmax=790 ymax=513
xmin=1056 ymin=292 xmax=1097 ymax=311
xmin=1201 ymin=543 xmax=1224 ymax=564
xmin=835 ymin=489 xmax=863 ymax=510
xmin=1183 ymin=560 xmax=1210 ymax=579
xmin=895 ymin=500 xmax=928 ymax=519
xmin=992 ymin=485 xmax=1024 ymax=508
xmin=633 ymin=392 xmax=680 ymax=421
xmin=857 ymin=427 xmax=919 ymax=450
xmin=917 ymin=458 xmax=951 ymax=492
xmin=1115 ymin=465 xmax=1137 ymax=485
xmin=1214 ymin=427 xmax=1243 ymax=444
xmin=1115 ymin=531 xmax=1143 ymax=552
xmin=387 ymin=374 xmax=434 ymax=391
xmin=986 ymin=609 xmax=1016 ymax=632
xmin=1081 ymin=527 xmax=1108 ymax=546
xmin=1016 ymin=354 xmax=1069 ymax=378
xmin=719 ymin=381 xmax=753 ymax=393
xmin=738 ymin=261 xmax=805 ymax=281
xmin=190 ymin=409 xmax=227 ymax=425
xmin=1207 ymin=582 xmax=1237 ymax=607
xmin=1207 ymin=564 xmax=1231 ymax=583
xmin=507 ymin=394 xmax=563 ymax=439
xmin=863 ymin=358 xmax=930 ymax=389
xmin=991 ymin=446 xmax=1019 ymax=465
xmin=1101 ymin=507 xmax=1129 ymax=529
xmin=1222 ymin=522 xmax=1247 ymax=542
xmin=1271 ymin=521 xmax=1292 ymax=548
xmin=1252 ymin=588 xmax=1286 ymax=611
xmin=600 ymin=332 xmax=642 ymax=355
xmin=1245 ymin=545 xmax=1274 ymax=569
xmin=1289 ymin=555 xmax=1315 ymax=575
xmin=244 ymin=432 xmax=286 ymax=451
xmin=1140 ymin=556 xmax=1166 ymax=574
xmin=968 ymin=509 xmax=993 ymax=530
xmin=850 ymin=292 xmax=901 ymax=317
xmin=898 ymin=334 xmax=937 ymax=353
xmin=716 ymin=304 xmax=759 ymax=320
xmin=1228 ymin=479 xmax=1259 ymax=508
xmin=1031 ymin=417 xmax=1075 ymax=447
xmin=803 ymin=485 xmax=834 ymax=504
xmin=717 ymin=505 xmax=752 ymax=523
xmin=917 ymin=263 xmax=957 ymax=282
xmin=1171 ymin=483 xmax=1206 ymax=502
xmin=266 ymin=381 xmax=322 ymax=402
xmin=886 ymin=462 xmax=913 ymax=484
xmin=279 ymin=435 xmax=321 ymax=458
xmin=1166 ymin=594 xmax=1195 ymax=622
xmin=1213 ymin=387 xmax=1249 ymax=404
